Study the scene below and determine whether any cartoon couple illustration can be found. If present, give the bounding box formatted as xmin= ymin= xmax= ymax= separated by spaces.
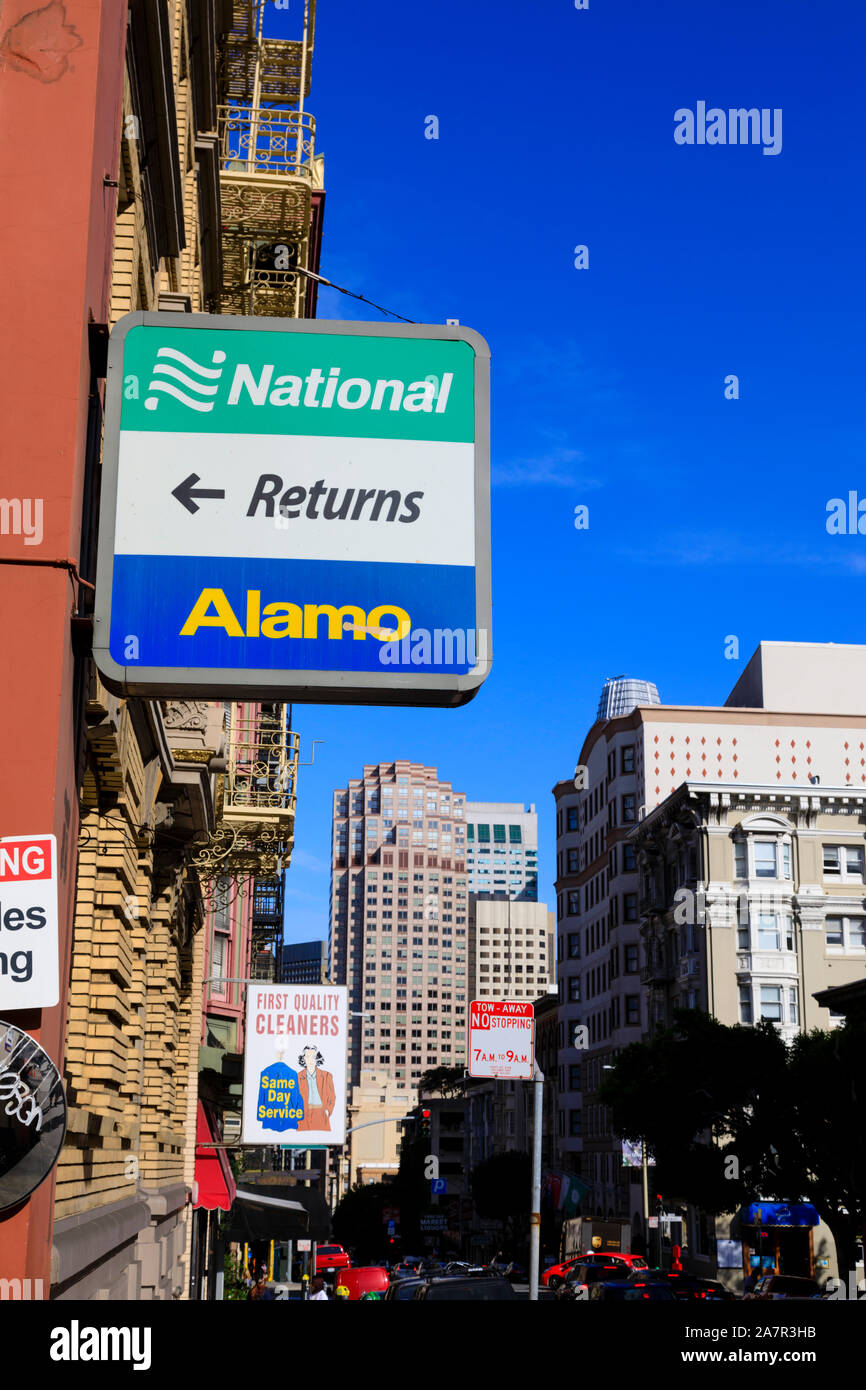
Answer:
xmin=257 ymin=1046 xmax=336 ymax=1134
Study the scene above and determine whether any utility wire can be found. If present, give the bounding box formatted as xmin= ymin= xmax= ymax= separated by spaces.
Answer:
xmin=293 ymin=265 xmax=417 ymax=323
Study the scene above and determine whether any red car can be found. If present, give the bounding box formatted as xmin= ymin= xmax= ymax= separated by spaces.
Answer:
xmin=542 ymin=1257 xmax=582 ymax=1289
xmin=543 ymin=1252 xmax=647 ymax=1289
xmin=314 ymin=1244 xmax=351 ymax=1276
xmin=334 ymin=1266 xmax=390 ymax=1300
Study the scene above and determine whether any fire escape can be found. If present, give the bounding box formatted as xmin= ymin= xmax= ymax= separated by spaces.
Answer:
xmin=216 ymin=0 xmax=322 ymax=318
xmin=195 ymin=702 xmax=299 ymax=976
xmin=251 ymin=877 xmax=285 ymax=980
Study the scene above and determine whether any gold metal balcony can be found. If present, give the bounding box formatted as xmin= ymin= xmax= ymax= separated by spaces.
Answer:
xmin=216 ymin=0 xmax=320 ymax=318
xmin=219 ymin=104 xmax=316 ymax=180
xmin=217 ymin=104 xmax=317 ymax=316
xmin=219 ymin=1 xmax=316 ymax=107
xmin=194 ymin=704 xmax=299 ymax=881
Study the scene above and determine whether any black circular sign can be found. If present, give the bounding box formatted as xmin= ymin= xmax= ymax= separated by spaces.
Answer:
xmin=0 ymin=1021 xmax=67 ymax=1212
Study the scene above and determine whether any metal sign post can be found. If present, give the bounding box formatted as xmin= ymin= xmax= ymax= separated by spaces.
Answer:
xmin=529 ymin=1062 xmax=543 ymax=1302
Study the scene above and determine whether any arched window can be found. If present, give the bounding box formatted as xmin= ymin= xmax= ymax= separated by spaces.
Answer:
xmin=732 ymin=813 xmax=793 ymax=881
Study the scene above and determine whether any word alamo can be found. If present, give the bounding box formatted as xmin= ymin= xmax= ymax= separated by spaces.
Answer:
xmin=379 ymin=626 xmax=489 ymax=668
xmin=674 ymin=103 xmax=782 ymax=155
xmin=180 ymin=589 xmax=410 ymax=641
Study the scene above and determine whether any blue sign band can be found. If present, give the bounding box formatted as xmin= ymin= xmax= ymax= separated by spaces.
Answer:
xmin=109 ymin=555 xmax=477 ymax=673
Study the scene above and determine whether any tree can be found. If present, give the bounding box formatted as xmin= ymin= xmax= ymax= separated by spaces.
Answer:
xmin=767 ymin=1021 xmax=866 ymax=1271
xmin=332 ymin=1181 xmax=391 ymax=1262
xmin=419 ymin=1064 xmax=468 ymax=1099
xmin=599 ymin=1009 xmax=866 ymax=1272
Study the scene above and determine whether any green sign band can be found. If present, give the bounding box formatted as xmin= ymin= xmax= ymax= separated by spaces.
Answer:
xmin=119 ymin=326 xmax=476 ymax=443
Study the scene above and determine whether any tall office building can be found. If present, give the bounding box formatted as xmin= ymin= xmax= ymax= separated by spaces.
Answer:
xmin=468 ymin=897 xmax=555 ymax=1000
xmin=330 ymin=762 xmax=470 ymax=1089
xmin=464 ymin=802 xmax=539 ymax=900
xmin=554 ymin=645 xmax=866 ymax=1284
xmin=281 ymin=940 xmax=328 ymax=984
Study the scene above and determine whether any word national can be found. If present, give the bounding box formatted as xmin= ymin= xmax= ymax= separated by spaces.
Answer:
xmin=674 ymin=103 xmax=782 ymax=156
xmin=227 ymin=364 xmax=453 ymax=413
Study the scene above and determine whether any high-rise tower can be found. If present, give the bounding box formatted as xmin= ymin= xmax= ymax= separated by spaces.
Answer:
xmin=330 ymin=762 xmax=470 ymax=1089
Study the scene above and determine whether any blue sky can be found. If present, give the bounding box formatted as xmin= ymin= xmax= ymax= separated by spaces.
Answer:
xmin=268 ymin=0 xmax=866 ymax=944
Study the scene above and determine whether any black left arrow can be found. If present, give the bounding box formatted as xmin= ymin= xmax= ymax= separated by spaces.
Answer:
xmin=172 ymin=473 xmax=226 ymax=515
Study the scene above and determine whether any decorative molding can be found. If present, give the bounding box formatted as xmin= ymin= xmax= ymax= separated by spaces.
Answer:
xmin=163 ymin=701 xmax=210 ymax=733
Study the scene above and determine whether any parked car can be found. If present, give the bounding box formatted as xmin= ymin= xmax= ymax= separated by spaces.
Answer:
xmin=334 ymin=1266 xmax=390 ymax=1301
xmin=542 ymin=1257 xmax=583 ymax=1289
xmin=385 ymin=1276 xmax=430 ymax=1301
xmin=579 ymin=1252 xmax=649 ymax=1270
xmin=314 ymin=1244 xmax=351 ymax=1276
xmin=590 ymin=1279 xmax=677 ymax=1302
xmin=414 ymin=1276 xmax=518 ymax=1301
xmin=631 ymin=1270 xmax=736 ymax=1302
xmin=744 ymin=1274 xmax=820 ymax=1301
xmin=543 ymin=1251 xmax=647 ymax=1289
xmin=558 ymin=1263 xmax=632 ymax=1301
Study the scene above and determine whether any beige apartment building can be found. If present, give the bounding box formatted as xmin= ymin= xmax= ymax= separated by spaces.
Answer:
xmin=344 ymin=1074 xmax=412 ymax=1191
xmin=555 ymin=644 xmax=866 ymax=1282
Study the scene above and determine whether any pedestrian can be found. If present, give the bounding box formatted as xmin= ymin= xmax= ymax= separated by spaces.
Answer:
xmin=308 ymin=1275 xmax=329 ymax=1301
xmin=248 ymin=1272 xmax=274 ymax=1301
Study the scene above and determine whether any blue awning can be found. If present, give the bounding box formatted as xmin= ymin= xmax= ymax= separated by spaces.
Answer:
xmin=740 ymin=1202 xmax=820 ymax=1227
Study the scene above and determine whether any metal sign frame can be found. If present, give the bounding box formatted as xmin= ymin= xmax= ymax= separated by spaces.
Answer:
xmin=0 ymin=1021 xmax=68 ymax=1212
xmin=93 ymin=314 xmax=491 ymax=707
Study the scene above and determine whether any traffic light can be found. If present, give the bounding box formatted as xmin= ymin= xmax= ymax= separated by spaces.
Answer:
xmin=420 ymin=1108 xmax=431 ymax=1139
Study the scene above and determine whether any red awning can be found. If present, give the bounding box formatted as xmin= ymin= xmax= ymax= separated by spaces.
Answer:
xmin=193 ymin=1100 xmax=237 ymax=1212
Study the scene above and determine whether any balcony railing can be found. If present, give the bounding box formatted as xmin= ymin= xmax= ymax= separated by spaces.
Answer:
xmin=218 ymin=104 xmax=315 ymax=180
xmin=640 ymin=959 xmax=675 ymax=985
xmin=224 ymin=706 xmax=298 ymax=820
xmin=194 ymin=705 xmax=299 ymax=881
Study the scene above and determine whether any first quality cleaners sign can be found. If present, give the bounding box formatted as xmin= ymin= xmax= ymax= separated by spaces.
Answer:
xmin=94 ymin=314 xmax=491 ymax=707
xmin=241 ymin=985 xmax=347 ymax=1147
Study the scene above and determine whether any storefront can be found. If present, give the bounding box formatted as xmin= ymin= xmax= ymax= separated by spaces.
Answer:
xmin=738 ymin=1202 xmax=820 ymax=1281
